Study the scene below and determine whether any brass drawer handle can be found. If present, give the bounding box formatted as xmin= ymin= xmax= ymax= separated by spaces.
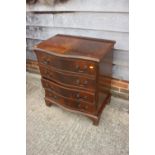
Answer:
xmin=76 ymin=79 xmax=80 ymax=85
xmin=44 ymin=72 xmax=53 ymax=78
xmin=76 ymin=93 xmax=80 ymax=98
xmin=79 ymin=65 xmax=88 ymax=73
xmin=75 ymin=93 xmax=88 ymax=101
xmin=75 ymin=64 xmax=88 ymax=73
xmin=43 ymin=61 xmax=49 ymax=65
xmin=83 ymin=105 xmax=88 ymax=110
xmin=44 ymin=71 xmax=53 ymax=78
xmin=77 ymin=103 xmax=88 ymax=111
xmin=54 ymin=95 xmax=58 ymax=99
xmin=75 ymin=64 xmax=80 ymax=70
xmin=83 ymin=65 xmax=88 ymax=70
xmin=76 ymin=79 xmax=88 ymax=86
xmin=43 ymin=61 xmax=48 ymax=64
xmin=76 ymin=101 xmax=81 ymax=108
xmin=83 ymin=96 xmax=88 ymax=99
xmin=78 ymin=70 xmax=84 ymax=73
xmin=81 ymin=105 xmax=88 ymax=111
xmin=43 ymin=59 xmax=50 ymax=65
xmin=83 ymin=80 xmax=88 ymax=85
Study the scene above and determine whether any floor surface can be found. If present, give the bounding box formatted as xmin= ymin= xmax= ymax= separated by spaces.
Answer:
xmin=26 ymin=72 xmax=129 ymax=155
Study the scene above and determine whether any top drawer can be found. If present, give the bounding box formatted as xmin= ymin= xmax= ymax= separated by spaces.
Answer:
xmin=35 ymin=51 xmax=97 ymax=76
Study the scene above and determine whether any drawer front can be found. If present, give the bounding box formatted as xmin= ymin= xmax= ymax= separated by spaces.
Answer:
xmin=42 ymin=78 xmax=95 ymax=104
xmin=39 ymin=65 xmax=96 ymax=91
xmin=45 ymin=90 xmax=95 ymax=114
xmin=36 ymin=51 xmax=97 ymax=76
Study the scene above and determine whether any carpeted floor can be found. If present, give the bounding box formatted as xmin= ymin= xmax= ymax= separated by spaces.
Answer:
xmin=26 ymin=72 xmax=129 ymax=155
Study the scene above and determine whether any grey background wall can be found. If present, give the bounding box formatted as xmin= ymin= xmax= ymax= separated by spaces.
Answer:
xmin=26 ymin=0 xmax=129 ymax=81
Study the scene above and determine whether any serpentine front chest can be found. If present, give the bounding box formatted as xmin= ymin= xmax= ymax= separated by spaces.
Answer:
xmin=34 ymin=34 xmax=115 ymax=125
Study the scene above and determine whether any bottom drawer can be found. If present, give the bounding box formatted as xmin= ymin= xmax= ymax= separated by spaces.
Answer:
xmin=45 ymin=90 xmax=96 ymax=114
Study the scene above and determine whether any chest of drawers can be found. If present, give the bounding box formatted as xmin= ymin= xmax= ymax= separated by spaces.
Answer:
xmin=34 ymin=34 xmax=115 ymax=125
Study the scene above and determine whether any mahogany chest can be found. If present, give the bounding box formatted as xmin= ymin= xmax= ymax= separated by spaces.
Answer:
xmin=34 ymin=34 xmax=115 ymax=125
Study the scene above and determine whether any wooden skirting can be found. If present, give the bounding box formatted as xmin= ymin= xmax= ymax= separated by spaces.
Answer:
xmin=26 ymin=59 xmax=129 ymax=100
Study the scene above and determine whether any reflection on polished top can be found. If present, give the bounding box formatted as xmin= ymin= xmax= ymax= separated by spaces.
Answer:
xmin=34 ymin=34 xmax=116 ymax=62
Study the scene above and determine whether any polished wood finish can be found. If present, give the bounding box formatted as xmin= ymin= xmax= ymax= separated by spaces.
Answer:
xmin=45 ymin=89 xmax=95 ymax=113
xmin=39 ymin=64 xmax=96 ymax=91
xmin=37 ymin=51 xmax=97 ymax=76
xmin=34 ymin=34 xmax=115 ymax=62
xmin=42 ymin=78 xmax=95 ymax=103
xmin=34 ymin=34 xmax=115 ymax=125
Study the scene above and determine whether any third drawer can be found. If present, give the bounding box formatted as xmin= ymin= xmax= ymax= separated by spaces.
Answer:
xmin=41 ymin=78 xmax=95 ymax=104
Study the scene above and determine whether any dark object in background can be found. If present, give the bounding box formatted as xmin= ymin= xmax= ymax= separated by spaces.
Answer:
xmin=55 ymin=0 xmax=69 ymax=3
xmin=26 ymin=0 xmax=38 ymax=4
xmin=26 ymin=0 xmax=69 ymax=5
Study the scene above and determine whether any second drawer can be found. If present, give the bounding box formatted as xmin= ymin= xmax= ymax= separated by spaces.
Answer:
xmin=39 ymin=64 xmax=96 ymax=91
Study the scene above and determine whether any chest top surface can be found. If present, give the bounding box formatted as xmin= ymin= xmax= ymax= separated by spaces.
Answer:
xmin=34 ymin=34 xmax=115 ymax=62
